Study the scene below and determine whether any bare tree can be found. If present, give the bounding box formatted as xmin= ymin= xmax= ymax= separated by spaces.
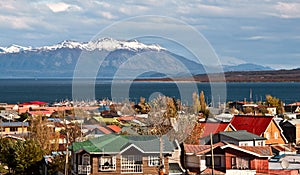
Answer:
xmin=145 ymin=95 xmax=197 ymax=174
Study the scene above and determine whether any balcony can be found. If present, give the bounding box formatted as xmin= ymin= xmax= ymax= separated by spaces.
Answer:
xmin=78 ymin=165 xmax=91 ymax=175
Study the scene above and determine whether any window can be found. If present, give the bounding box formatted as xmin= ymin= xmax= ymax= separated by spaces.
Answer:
xmin=234 ymin=157 xmax=250 ymax=169
xmin=10 ymin=127 xmax=17 ymax=132
xmin=205 ymin=156 xmax=222 ymax=167
xmin=99 ymin=156 xmax=116 ymax=171
xmin=82 ymin=154 xmax=90 ymax=165
xmin=121 ymin=155 xmax=143 ymax=173
xmin=148 ymin=156 xmax=160 ymax=166
xmin=265 ymin=132 xmax=270 ymax=139
xmin=231 ymin=157 xmax=236 ymax=169
xmin=274 ymin=132 xmax=278 ymax=139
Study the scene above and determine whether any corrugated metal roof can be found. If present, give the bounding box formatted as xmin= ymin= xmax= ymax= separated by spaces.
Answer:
xmin=218 ymin=130 xmax=266 ymax=141
xmin=71 ymin=134 xmax=176 ymax=153
xmin=200 ymin=122 xmax=230 ymax=138
xmin=0 ymin=122 xmax=29 ymax=127
xmin=230 ymin=115 xmax=273 ymax=136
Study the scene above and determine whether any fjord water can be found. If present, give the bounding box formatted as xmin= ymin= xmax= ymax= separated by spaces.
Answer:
xmin=0 ymin=79 xmax=300 ymax=105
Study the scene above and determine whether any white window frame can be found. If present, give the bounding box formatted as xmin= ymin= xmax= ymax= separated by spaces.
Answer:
xmin=274 ymin=132 xmax=278 ymax=139
xmin=99 ymin=156 xmax=116 ymax=171
xmin=265 ymin=132 xmax=270 ymax=139
xmin=121 ymin=155 xmax=143 ymax=173
xmin=82 ymin=153 xmax=90 ymax=165
xmin=148 ymin=156 xmax=160 ymax=166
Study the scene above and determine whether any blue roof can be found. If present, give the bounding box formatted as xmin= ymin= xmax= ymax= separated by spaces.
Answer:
xmin=0 ymin=122 xmax=29 ymax=127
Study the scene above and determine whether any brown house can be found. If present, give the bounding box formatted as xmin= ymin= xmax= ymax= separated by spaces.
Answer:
xmin=184 ymin=142 xmax=272 ymax=174
xmin=71 ymin=134 xmax=184 ymax=175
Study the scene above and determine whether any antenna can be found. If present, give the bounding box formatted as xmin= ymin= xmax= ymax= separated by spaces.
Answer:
xmin=280 ymin=159 xmax=289 ymax=169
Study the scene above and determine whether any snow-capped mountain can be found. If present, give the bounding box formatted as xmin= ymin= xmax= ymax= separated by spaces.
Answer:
xmin=0 ymin=38 xmax=165 ymax=54
xmin=0 ymin=38 xmax=272 ymax=79
xmin=0 ymin=44 xmax=32 ymax=53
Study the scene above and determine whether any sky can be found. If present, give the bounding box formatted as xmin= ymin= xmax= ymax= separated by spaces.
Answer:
xmin=0 ymin=0 xmax=300 ymax=69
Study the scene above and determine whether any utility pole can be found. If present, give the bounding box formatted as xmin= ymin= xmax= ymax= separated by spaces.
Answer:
xmin=65 ymin=131 xmax=69 ymax=175
xmin=159 ymin=135 xmax=164 ymax=175
xmin=210 ymin=133 xmax=214 ymax=175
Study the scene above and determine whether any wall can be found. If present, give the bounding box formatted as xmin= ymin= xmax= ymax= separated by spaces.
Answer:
xmin=89 ymin=154 xmax=169 ymax=175
xmin=265 ymin=120 xmax=286 ymax=145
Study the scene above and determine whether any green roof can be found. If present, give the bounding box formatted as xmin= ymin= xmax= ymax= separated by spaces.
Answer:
xmin=219 ymin=130 xmax=266 ymax=141
xmin=71 ymin=134 xmax=176 ymax=154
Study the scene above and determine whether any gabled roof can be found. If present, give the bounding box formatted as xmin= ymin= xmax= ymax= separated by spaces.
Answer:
xmin=218 ymin=130 xmax=266 ymax=141
xmin=106 ymin=125 xmax=121 ymax=133
xmin=72 ymin=134 xmax=176 ymax=154
xmin=85 ymin=127 xmax=112 ymax=135
xmin=220 ymin=144 xmax=272 ymax=157
xmin=184 ymin=142 xmax=225 ymax=155
xmin=200 ymin=122 xmax=232 ymax=138
xmin=230 ymin=115 xmax=273 ymax=136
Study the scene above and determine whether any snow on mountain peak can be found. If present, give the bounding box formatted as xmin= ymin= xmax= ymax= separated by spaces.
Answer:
xmin=1 ymin=44 xmax=32 ymax=53
xmin=87 ymin=38 xmax=165 ymax=51
xmin=0 ymin=38 xmax=165 ymax=54
xmin=38 ymin=40 xmax=85 ymax=51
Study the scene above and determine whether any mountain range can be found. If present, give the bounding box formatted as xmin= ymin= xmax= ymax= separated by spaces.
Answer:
xmin=0 ymin=38 xmax=272 ymax=79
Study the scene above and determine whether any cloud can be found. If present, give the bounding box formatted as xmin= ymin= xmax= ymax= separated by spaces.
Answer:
xmin=273 ymin=2 xmax=300 ymax=18
xmin=242 ymin=36 xmax=273 ymax=41
xmin=99 ymin=11 xmax=117 ymax=20
xmin=46 ymin=2 xmax=81 ymax=13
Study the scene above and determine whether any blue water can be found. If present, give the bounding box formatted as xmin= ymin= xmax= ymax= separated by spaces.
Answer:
xmin=0 ymin=79 xmax=300 ymax=105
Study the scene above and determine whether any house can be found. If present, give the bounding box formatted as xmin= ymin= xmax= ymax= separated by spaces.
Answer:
xmin=84 ymin=127 xmax=112 ymax=139
xmin=285 ymin=102 xmax=300 ymax=113
xmin=200 ymin=130 xmax=266 ymax=146
xmin=106 ymin=125 xmax=122 ymax=133
xmin=230 ymin=115 xmax=287 ymax=145
xmin=199 ymin=122 xmax=234 ymax=138
xmin=70 ymin=134 xmax=184 ymax=175
xmin=280 ymin=119 xmax=300 ymax=144
xmin=184 ymin=142 xmax=272 ymax=174
xmin=269 ymin=154 xmax=300 ymax=173
xmin=0 ymin=121 xmax=29 ymax=136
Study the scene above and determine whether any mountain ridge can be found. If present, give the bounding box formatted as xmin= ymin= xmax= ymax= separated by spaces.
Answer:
xmin=0 ymin=38 xmax=278 ymax=79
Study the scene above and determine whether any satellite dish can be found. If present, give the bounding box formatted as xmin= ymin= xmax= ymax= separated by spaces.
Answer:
xmin=280 ymin=159 xmax=289 ymax=169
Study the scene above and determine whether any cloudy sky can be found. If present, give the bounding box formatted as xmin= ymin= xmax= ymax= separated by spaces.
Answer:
xmin=0 ymin=0 xmax=300 ymax=69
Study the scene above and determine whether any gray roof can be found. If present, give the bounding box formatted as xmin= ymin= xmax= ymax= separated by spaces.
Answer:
xmin=0 ymin=122 xmax=29 ymax=127
xmin=219 ymin=130 xmax=266 ymax=141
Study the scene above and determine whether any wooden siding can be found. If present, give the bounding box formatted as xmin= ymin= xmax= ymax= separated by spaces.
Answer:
xmin=264 ymin=120 xmax=286 ymax=145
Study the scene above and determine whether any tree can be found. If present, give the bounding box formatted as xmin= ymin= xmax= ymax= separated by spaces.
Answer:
xmin=192 ymin=91 xmax=210 ymax=118
xmin=134 ymin=97 xmax=151 ymax=114
xmin=265 ymin=95 xmax=284 ymax=114
xmin=184 ymin=122 xmax=204 ymax=144
xmin=48 ymin=154 xmax=70 ymax=175
xmin=29 ymin=115 xmax=59 ymax=154
xmin=0 ymin=138 xmax=44 ymax=174
xmin=145 ymin=95 xmax=197 ymax=174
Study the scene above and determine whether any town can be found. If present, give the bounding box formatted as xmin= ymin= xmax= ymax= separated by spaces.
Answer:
xmin=0 ymin=92 xmax=300 ymax=175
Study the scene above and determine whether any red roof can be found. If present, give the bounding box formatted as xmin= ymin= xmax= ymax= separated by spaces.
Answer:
xmin=230 ymin=115 xmax=273 ymax=136
xmin=106 ymin=125 xmax=121 ymax=133
xmin=200 ymin=122 xmax=230 ymax=138
xmin=98 ymin=127 xmax=112 ymax=134
xmin=21 ymin=101 xmax=48 ymax=105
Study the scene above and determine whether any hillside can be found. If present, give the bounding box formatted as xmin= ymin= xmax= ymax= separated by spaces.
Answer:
xmin=222 ymin=69 xmax=300 ymax=82
xmin=137 ymin=68 xmax=300 ymax=82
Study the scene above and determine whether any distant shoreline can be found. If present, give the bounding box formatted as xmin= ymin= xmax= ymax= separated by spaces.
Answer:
xmin=1 ymin=68 xmax=300 ymax=82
